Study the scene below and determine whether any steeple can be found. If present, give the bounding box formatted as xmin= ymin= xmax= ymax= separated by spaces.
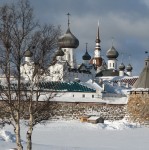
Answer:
xmin=95 ymin=21 xmax=101 ymax=44
xmin=67 ymin=13 xmax=70 ymax=28
xmin=94 ymin=21 xmax=101 ymax=58
xmin=90 ymin=22 xmax=103 ymax=70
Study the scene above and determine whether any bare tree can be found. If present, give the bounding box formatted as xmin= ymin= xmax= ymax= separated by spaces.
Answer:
xmin=0 ymin=0 xmax=61 ymax=150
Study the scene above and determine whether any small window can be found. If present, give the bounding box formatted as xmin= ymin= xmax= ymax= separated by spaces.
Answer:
xmin=146 ymin=62 xmax=148 ymax=66
xmin=92 ymin=95 xmax=94 ymax=98
xmin=113 ymin=63 xmax=114 ymax=67
xmin=110 ymin=63 xmax=111 ymax=67
xmin=73 ymin=94 xmax=74 ymax=97
xmin=82 ymin=94 xmax=85 ymax=98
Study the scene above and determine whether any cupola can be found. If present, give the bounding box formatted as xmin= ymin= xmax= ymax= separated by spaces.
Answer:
xmin=24 ymin=49 xmax=33 ymax=57
xmin=82 ymin=43 xmax=91 ymax=60
xmin=126 ymin=64 xmax=133 ymax=72
xmin=106 ymin=46 xmax=119 ymax=59
xmin=119 ymin=63 xmax=125 ymax=71
xmin=24 ymin=49 xmax=33 ymax=63
xmin=58 ymin=13 xmax=79 ymax=49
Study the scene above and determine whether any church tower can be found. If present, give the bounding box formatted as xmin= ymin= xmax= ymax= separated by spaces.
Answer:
xmin=90 ymin=22 xmax=102 ymax=71
xmin=106 ymin=40 xmax=119 ymax=70
xmin=58 ymin=13 xmax=79 ymax=68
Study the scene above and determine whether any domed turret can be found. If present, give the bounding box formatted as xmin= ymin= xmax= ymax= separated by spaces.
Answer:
xmin=119 ymin=63 xmax=125 ymax=76
xmin=82 ymin=51 xmax=91 ymax=60
xmin=119 ymin=63 xmax=125 ymax=71
xmin=58 ymin=28 xmax=79 ymax=49
xmin=24 ymin=49 xmax=33 ymax=63
xmin=24 ymin=49 xmax=33 ymax=57
xmin=56 ymin=48 xmax=64 ymax=57
xmin=126 ymin=64 xmax=133 ymax=71
xmin=82 ymin=43 xmax=91 ymax=60
xmin=126 ymin=63 xmax=133 ymax=76
xmin=106 ymin=46 xmax=119 ymax=59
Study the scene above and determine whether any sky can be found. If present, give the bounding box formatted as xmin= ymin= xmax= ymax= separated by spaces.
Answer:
xmin=1 ymin=0 xmax=149 ymax=75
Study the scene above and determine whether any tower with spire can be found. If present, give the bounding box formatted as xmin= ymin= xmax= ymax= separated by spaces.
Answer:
xmin=90 ymin=22 xmax=103 ymax=71
xmin=58 ymin=13 xmax=79 ymax=68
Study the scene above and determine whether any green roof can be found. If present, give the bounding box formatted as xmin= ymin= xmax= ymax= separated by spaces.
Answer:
xmin=0 ymin=82 xmax=96 ymax=93
xmin=39 ymin=82 xmax=96 ymax=92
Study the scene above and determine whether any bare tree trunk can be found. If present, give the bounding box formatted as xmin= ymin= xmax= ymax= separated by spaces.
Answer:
xmin=15 ymin=112 xmax=23 ymax=150
xmin=26 ymin=114 xmax=33 ymax=150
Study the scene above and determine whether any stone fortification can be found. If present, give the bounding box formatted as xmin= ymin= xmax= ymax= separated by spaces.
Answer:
xmin=50 ymin=102 xmax=126 ymax=120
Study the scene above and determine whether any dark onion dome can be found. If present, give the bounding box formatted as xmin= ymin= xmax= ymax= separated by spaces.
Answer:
xmin=58 ymin=27 xmax=79 ymax=49
xmin=126 ymin=64 xmax=133 ymax=71
xmin=56 ymin=48 xmax=64 ymax=56
xmin=24 ymin=49 xmax=33 ymax=57
xmin=82 ymin=51 xmax=91 ymax=60
xmin=119 ymin=63 xmax=125 ymax=71
xmin=106 ymin=46 xmax=119 ymax=59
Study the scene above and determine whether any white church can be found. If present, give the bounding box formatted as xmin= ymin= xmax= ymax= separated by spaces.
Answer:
xmin=21 ymin=15 xmax=134 ymax=84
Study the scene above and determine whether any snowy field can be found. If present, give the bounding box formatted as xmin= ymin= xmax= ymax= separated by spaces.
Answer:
xmin=0 ymin=119 xmax=149 ymax=150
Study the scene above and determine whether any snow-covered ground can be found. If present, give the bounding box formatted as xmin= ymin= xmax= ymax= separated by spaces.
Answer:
xmin=0 ymin=119 xmax=149 ymax=150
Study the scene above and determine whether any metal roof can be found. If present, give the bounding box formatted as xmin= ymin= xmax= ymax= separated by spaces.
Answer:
xmin=58 ymin=28 xmax=79 ymax=49
xmin=106 ymin=46 xmax=119 ymax=59
xmin=0 ymin=82 xmax=96 ymax=93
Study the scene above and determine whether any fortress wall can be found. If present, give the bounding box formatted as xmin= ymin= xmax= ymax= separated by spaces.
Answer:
xmin=50 ymin=102 xmax=126 ymax=120
xmin=0 ymin=101 xmax=126 ymax=121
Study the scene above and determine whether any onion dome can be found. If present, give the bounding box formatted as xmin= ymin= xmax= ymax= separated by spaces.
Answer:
xmin=82 ymin=51 xmax=91 ymax=60
xmin=58 ymin=28 xmax=79 ymax=49
xmin=106 ymin=46 xmax=119 ymax=59
xmin=56 ymin=48 xmax=64 ymax=56
xmin=126 ymin=64 xmax=133 ymax=71
xmin=24 ymin=49 xmax=33 ymax=57
xmin=82 ymin=43 xmax=91 ymax=60
xmin=119 ymin=63 xmax=125 ymax=71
